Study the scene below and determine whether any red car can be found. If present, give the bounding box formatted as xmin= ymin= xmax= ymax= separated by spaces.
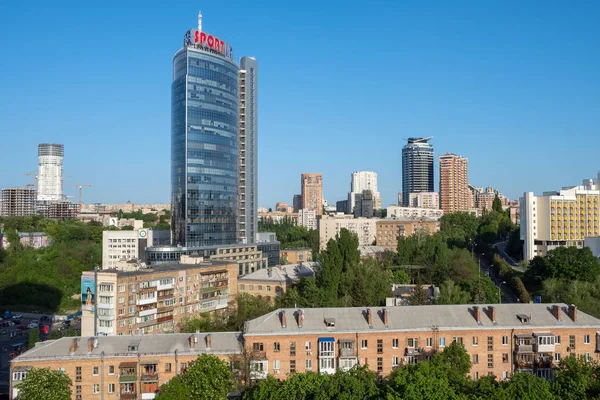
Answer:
xmin=41 ymin=325 xmax=49 ymax=335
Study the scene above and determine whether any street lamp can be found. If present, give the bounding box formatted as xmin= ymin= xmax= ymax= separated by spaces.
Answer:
xmin=498 ymin=281 xmax=507 ymax=304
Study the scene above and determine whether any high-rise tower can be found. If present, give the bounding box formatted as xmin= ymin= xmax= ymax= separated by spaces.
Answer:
xmin=439 ymin=153 xmax=469 ymax=213
xmin=401 ymin=137 xmax=434 ymax=207
xmin=238 ymin=57 xmax=258 ymax=244
xmin=301 ymin=173 xmax=323 ymax=216
xmin=37 ymin=143 xmax=64 ymax=202
xmin=171 ymin=15 xmax=239 ymax=247
xmin=348 ymin=171 xmax=382 ymax=212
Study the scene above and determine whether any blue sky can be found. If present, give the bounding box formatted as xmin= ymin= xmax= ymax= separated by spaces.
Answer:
xmin=1 ymin=1 xmax=599 ymax=208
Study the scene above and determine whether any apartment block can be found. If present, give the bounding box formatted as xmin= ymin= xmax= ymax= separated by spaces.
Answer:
xmin=81 ymin=256 xmax=238 ymax=337
xmin=318 ymin=215 xmax=377 ymax=250
xmin=238 ymin=263 xmax=315 ymax=301
xmin=386 ymin=205 xmax=443 ymax=220
xmin=301 ymin=173 xmax=323 ymax=216
xmin=0 ymin=188 xmax=36 ymax=217
xmin=376 ymin=218 xmax=440 ymax=251
xmin=102 ymin=229 xmax=154 ymax=269
xmin=407 ymin=192 xmax=439 ymax=209
xmin=10 ymin=332 xmax=242 ymax=400
xmin=520 ymin=174 xmax=600 ymax=260
xmin=439 ymin=154 xmax=469 ymax=213
xmin=280 ymin=248 xmax=313 ymax=264
xmin=298 ymin=209 xmax=317 ymax=230
xmin=243 ymin=304 xmax=600 ymax=381
xmin=258 ymin=211 xmax=298 ymax=225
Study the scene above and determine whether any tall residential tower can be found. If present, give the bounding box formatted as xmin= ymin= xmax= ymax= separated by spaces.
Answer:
xmin=37 ymin=143 xmax=64 ymax=201
xmin=301 ymin=173 xmax=323 ymax=216
xmin=439 ymin=153 xmax=469 ymax=213
xmin=348 ymin=171 xmax=382 ymax=212
xmin=402 ymin=137 xmax=434 ymax=207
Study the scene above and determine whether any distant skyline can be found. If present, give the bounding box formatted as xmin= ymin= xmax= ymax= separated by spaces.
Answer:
xmin=1 ymin=1 xmax=599 ymax=208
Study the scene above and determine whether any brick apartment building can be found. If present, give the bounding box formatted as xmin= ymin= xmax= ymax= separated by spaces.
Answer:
xmin=11 ymin=303 xmax=600 ymax=399
xmin=280 ymin=248 xmax=312 ymax=264
xmin=376 ymin=218 xmax=440 ymax=251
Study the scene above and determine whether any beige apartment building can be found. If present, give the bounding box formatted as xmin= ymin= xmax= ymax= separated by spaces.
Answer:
xmin=301 ymin=173 xmax=323 ymax=216
xmin=238 ymin=263 xmax=316 ymax=302
xmin=280 ymin=248 xmax=313 ymax=264
xmin=440 ymin=153 xmax=470 ymax=213
xmin=81 ymin=255 xmax=238 ymax=337
xmin=318 ymin=215 xmax=377 ymax=249
xmin=376 ymin=218 xmax=440 ymax=251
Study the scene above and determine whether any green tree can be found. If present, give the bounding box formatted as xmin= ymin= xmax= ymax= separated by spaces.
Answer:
xmin=16 ymin=367 xmax=72 ymax=400
xmin=392 ymin=269 xmax=411 ymax=284
xmin=409 ymin=283 xmax=429 ymax=305
xmin=439 ymin=212 xmax=480 ymax=248
xmin=502 ymin=372 xmax=555 ymax=400
xmin=525 ymin=246 xmax=600 ymax=285
xmin=437 ymin=280 xmax=471 ymax=305
xmin=156 ymin=354 xmax=234 ymax=400
xmin=386 ymin=360 xmax=461 ymax=400
xmin=28 ymin=327 xmax=40 ymax=349
xmin=553 ymin=355 xmax=600 ymax=400
xmin=492 ymin=195 xmax=503 ymax=213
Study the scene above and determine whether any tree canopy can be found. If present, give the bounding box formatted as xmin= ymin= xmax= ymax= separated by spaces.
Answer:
xmin=16 ymin=367 xmax=72 ymax=400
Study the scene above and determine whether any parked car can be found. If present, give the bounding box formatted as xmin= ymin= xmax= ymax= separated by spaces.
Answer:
xmin=12 ymin=319 xmax=20 ymax=325
xmin=4 ymin=311 xmax=12 ymax=319
xmin=12 ymin=314 xmax=22 ymax=319
xmin=5 ymin=321 xmax=15 ymax=327
xmin=29 ymin=319 xmax=39 ymax=325
xmin=40 ymin=316 xmax=50 ymax=322
xmin=27 ymin=322 xmax=38 ymax=329
xmin=61 ymin=320 xmax=71 ymax=328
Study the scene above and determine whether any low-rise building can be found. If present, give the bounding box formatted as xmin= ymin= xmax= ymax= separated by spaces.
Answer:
xmin=358 ymin=245 xmax=386 ymax=259
xmin=318 ymin=215 xmax=378 ymax=250
xmin=386 ymin=284 xmax=439 ymax=306
xmin=10 ymin=332 xmax=242 ymax=400
xmin=258 ymin=211 xmax=298 ymax=225
xmin=81 ymin=255 xmax=238 ymax=337
xmin=0 ymin=232 xmax=52 ymax=249
xmin=386 ymin=206 xmax=443 ymax=220
xmin=238 ymin=263 xmax=316 ymax=301
xmin=102 ymin=228 xmax=154 ymax=269
xmin=280 ymin=248 xmax=312 ymax=264
xmin=376 ymin=218 xmax=440 ymax=251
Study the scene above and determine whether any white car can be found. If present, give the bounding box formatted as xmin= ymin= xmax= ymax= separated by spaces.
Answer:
xmin=6 ymin=321 xmax=15 ymax=327
xmin=27 ymin=322 xmax=38 ymax=329
xmin=12 ymin=314 xmax=22 ymax=319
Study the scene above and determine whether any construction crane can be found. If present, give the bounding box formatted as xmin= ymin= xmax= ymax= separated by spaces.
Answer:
xmin=67 ymin=183 xmax=92 ymax=207
xmin=25 ymin=173 xmax=38 ymax=190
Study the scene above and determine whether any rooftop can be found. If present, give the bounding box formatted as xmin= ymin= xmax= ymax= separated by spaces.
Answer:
xmin=12 ymin=332 xmax=242 ymax=363
xmin=96 ymin=258 xmax=235 ymax=277
xmin=239 ymin=263 xmax=317 ymax=283
xmin=244 ymin=303 xmax=600 ymax=336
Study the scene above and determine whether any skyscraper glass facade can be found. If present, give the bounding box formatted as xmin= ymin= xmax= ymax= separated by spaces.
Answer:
xmin=171 ymin=45 xmax=239 ymax=247
xmin=402 ymin=138 xmax=434 ymax=207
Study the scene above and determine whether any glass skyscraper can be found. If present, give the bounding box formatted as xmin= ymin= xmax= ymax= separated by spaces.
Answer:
xmin=401 ymin=137 xmax=434 ymax=207
xmin=171 ymin=25 xmax=240 ymax=247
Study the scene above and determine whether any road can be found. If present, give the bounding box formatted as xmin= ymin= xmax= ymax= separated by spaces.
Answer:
xmin=493 ymin=241 xmax=526 ymax=273
xmin=478 ymin=254 xmax=519 ymax=304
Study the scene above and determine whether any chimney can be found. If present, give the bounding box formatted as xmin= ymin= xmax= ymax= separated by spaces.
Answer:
xmin=489 ymin=306 xmax=496 ymax=323
xmin=205 ymin=334 xmax=211 ymax=350
xmin=281 ymin=310 xmax=287 ymax=328
xmin=367 ymin=308 xmax=372 ymax=327
xmin=473 ymin=306 xmax=481 ymax=323
xmin=382 ymin=308 xmax=389 ymax=326
xmin=552 ymin=305 xmax=561 ymax=321
xmin=70 ymin=338 xmax=78 ymax=353
xmin=189 ymin=335 xmax=196 ymax=349
xmin=568 ymin=304 xmax=577 ymax=321
xmin=87 ymin=337 xmax=95 ymax=352
xmin=297 ymin=309 xmax=303 ymax=328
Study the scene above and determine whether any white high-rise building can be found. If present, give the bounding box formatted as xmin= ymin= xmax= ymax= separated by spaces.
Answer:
xmin=348 ymin=171 xmax=382 ymax=212
xmin=520 ymin=173 xmax=600 ymax=260
xmin=37 ymin=143 xmax=64 ymax=201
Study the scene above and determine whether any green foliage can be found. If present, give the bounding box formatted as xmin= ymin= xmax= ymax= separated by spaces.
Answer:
xmin=28 ymin=327 xmax=40 ymax=349
xmin=16 ymin=367 xmax=72 ymax=400
xmin=439 ymin=212 xmax=479 ymax=248
xmin=525 ymin=246 xmax=600 ymax=286
xmin=553 ymin=355 xmax=600 ymax=400
xmin=392 ymin=269 xmax=410 ymax=284
xmin=540 ymin=278 xmax=600 ymax=318
xmin=437 ymin=280 xmax=471 ymax=305
xmin=156 ymin=354 xmax=234 ymax=400
xmin=502 ymin=372 xmax=555 ymax=400
xmin=510 ymin=276 xmax=530 ymax=303
xmin=409 ymin=283 xmax=429 ymax=305
xmin=492 ymin=195 xmax=503 ymax=213
xmin=505 ymin=228 xmax=523 ymax=261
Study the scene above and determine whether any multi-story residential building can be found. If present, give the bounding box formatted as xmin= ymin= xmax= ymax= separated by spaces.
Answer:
xmin=469 ymin=185 xmax=509 ymax=212
xmin=11 ymin=303 xmax=600 ymax=398
xmin=376 ymin=218 xmax=440 ymax=251
xmin=301 ymin=173 xmax=323 ymax=216
xmin=81 ymin=255 xmax=238 ymax=337
xmin=255 ymin=232 xmax=281 ymax=268
xmin=407 ymin=192 xmax=439 ymax=209
xmin=10 ymin=332 xmax=242 ymax=400
xmin=318 ymin=215 xmax=377 ymax=250
xmin=293 ymin=194 xmax=302 ymax=212
xmin=238 ymin=56 xmax=258 ymax=245
xmin=439 ymin=153 xmax=470 ymax=213
xmin=38 ymin=201 xmax=80 ymax=220
xmin=280 ymin=248 xmax=312 ymax=264
xmin=102 ymin=229 xmax=155 ymax=269
xmin=243 ymin=304 xmax=600 ymax=380
xmin=402 ymin=138 xmax=434 ymax=207
xmin=275 ymin=202 xmax=293 ymax=213
xmin=258 ymin=211 xmax=298 ymax=225
xmin=238 ymin=263 xmax=315 ymax=301
xmin=348 ymin=171 xmax=382 ymax=212
xmin=298 ymin=209 xmax=317 ymax=230
xmin=520 ymin=173 xmax=600 ymax=260
xmin=146 ymin=243 xmax=271 ymax=276
xmin=336 ymin=200 xmax=348 ymax=213
xmin=353 ymin=190 xmax=374 ymax=218
xmin=386 ymin=205 xmax=443 ymax=220
xmin=0 ymin=232 xmax=52 ymax=250
xmin=0 ymin=188 xmax=37 ymax=217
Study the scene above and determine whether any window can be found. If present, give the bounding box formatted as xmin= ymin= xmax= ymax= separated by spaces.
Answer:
xmin=472 ymin=354 xmax=479 ymax=364
xmin=108 ymin=383 xmax=115 ymax=394
xmin=392 ymin=356 xmax=399 ymax=367
xmin=273 ymin=342 xmax=280 ymax=352
xmin=93 ymin=384 xmax=99 ymax=394
xmin=473 ymin=372 xmax=479 ymax=380
xmin=570 ymin=335 xmax=576 ymax=349
xmin=555 ymin=335 xmax=561 ymax=344
xmin=585 ymin=352 xmax=592 ymax=362
xmin=273 ymin=360 xmax=280 ymax=372
xmin=253 ymin=343 xmax=264 ymax=352
xmin=165 ymin=363 xmax=171 ymax=372
xmin=305 ymin=341 xmax=312 ymax=352
xmin=108 ymin=365 xmax=114 ymax=375
xmin=76 ymin=385 xmax=82 ymax=400
xmin=472 ymin=336 xmax=479 ymax=346
xmin=502 ymin=353 xmax=509 ymax=363
xmin=119 ymin=284 xmax=125 ymax=292
xmin=392 ymin=338 xmax=399 ymax=349
xmin=377 ymin=357 xmax=383 ymax=372
xmin=361 ymin=339 xmax=368 ymax=349
xmin=426 ymin=338 xmax=432 ymax=347
xmin=92 ymin=366 xmax=99 ymax=376
xmin=12 ymin=371 xmax=27 ymax=381
xmin=181 ymin=362 xmax=187 ymax=371
xmin=439 ymin=337 xmax=446 ymax=347
xmin=502 ymin=371 xmax=509 ymax=380
xmin=488 ymin=354 xmax=494 ymax=368
xmin=75 ymin=366 xmax=82 ymax=382
xmin=249 ymin=285 xmax=254 ymax=290
xmin=453 ymin=337 xmax=463 ymax=345
xmin=585 ymin=335 xmax=590 ymax=344
xmin=377 ymin=339 xmax=383 ymax=354
xmin=487 ymin=336 xmax=493 ymax=351
xmin=118 ymin=296 xmax=125 ymax=304
xmin=407 ymin=338 xmax=418 ymax=348
xmin=306 ymin=359 xmax=312 ymax=371
xmin=239 ymin=284 xmax=245 ymax=290
xmin=555 ymin=353 xmax=562 ymax=362
xmin=502 ymin=336 xmax=508 ymax=346
xmin=290 ymin=360 xmax=296 ymax=373
xmin=290 ymin=341 xmax=296 ymax=356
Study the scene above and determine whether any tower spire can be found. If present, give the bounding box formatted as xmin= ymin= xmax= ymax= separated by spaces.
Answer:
xmin=198 ymin=11 xmax=202 ymax=31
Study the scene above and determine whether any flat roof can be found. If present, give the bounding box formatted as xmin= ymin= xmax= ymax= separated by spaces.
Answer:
xmin=96 ymin=259 xmax=235 ymax=277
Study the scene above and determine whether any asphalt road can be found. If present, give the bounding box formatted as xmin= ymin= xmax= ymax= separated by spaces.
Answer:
xmin=494 ymin=241 xmax=527 ymax=273
xmin=478 ymin=255 xmax=519 ymax=304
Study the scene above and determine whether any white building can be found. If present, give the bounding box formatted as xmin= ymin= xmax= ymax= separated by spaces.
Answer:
xmin=37 ymin=144 xmax=64 ymax=202
xmin=387 ymin=205 xmax=443 ymax=220
xmin=102 ymin=228 xmax=154 ymax=269
xmin=408 ymin=192 xmax=439 ymax=209
xmin=318 ymin=215 xmax=378 ymax=249
xmin=298 ymin=209 xmax=317 ymax=230
xmin=520 ymin=173 xmax=600 ymax=260
xmin=348 ymin=171 xmax=382 ymax=212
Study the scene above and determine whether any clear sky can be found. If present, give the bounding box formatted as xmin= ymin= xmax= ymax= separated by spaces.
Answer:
xmin=1 ymin=1 xmax=599 ymax=208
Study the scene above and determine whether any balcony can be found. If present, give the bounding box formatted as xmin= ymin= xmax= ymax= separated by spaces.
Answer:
xmin=137 ymin=318 xmax=157 ymax=328
xmin=157 ymin=281 xmax=175 ymax=291
xmin=139 ymin=308 xmax=157 ymax=317
xmin=157 ymin=305 xmax=175 ymax=313
xmin=120 ymin=394 xmax=137 ymax=400
xmin=120 ymin=375 xmax=137 ymax=383
xmin=157 ymin=315 xmax=173 ymax=324
xmin=139 ymin=286 xmax=157 ymax=293
xmin=252 ymin=350 xmax=266 ymax=359
xmin=339 ymin=347 xmax=355 ymax=358
xmin=405 ymin=347 xmax=423 ymax=356
xmin=142 ymin=394 xmax=156 ymax=400
xmin=515 ymin=343 xmax=534 ymax=353
xmin=141 ymin=372 xmax=159 ymax=382
xmin=137 ymin=297 xmax=158 ymax=306
xmin=533 ymin=333 xmax=555 ymax=353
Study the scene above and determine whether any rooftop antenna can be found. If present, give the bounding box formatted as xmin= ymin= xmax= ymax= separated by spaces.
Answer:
xmin=198 ymin=11 xmax=202 ymax=31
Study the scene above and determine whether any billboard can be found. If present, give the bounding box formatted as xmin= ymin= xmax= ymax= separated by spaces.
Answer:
xmin=81 ymin=275 xmax=96 ymax=312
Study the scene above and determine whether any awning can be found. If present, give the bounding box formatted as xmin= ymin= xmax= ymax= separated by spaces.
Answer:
xmin=515 ymin=334 xmax=533 ymax=338
xmin=318 ymin=337 xmax=334 ymax=342
xmin=12 ymin=366 xmax=32 ymax=372
xmin=140 ymin=360 xmax=159 ymax=365
xmin=533 ymin=332 xmax=553 ymax=336
xmin=339 ymin=338 xmax=355 ymax=343
xmin=119 ymin=362 xmax=137 ymax=368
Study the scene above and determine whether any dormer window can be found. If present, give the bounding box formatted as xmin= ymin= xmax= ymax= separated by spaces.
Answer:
xmin=517 ymin=314 xmax=531 ymax=323
xmin=324 ymin=318 xmax=336 ymax=327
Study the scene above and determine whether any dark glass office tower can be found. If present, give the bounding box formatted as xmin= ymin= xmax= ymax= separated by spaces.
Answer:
xmin=401 ymin=137 xmax=434 ymax=207
xmin=171 ymin=24 xmax=239 ymax=247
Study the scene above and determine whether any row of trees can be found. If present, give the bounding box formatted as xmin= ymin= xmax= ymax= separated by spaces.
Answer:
xmin=114 ymin=208 xmax=171 ymax=230
xmin=258 ymin=218 xmax=319 ymax=257
xmin=17 ymin=344 xmax=600 ymax=400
